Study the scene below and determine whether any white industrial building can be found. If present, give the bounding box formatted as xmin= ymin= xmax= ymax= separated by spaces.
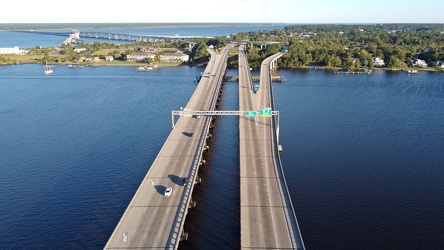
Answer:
xmin=0 ymin=46 xmax=28 ymax=55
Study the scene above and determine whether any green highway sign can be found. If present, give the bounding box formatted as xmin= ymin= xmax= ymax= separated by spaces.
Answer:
xmin=260 ymin=108 xmax=272 ymax=118
xmin=245 ymin=111 xmax=257 ymax=117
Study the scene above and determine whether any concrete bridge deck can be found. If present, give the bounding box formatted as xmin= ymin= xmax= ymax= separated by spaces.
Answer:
xmin=104 ymin=45 xmax=231 ymax=250
xmin=105 ymin=44 xmax=304 ymax=249
xmin=238 ymin=45 xmax=305 ymax=249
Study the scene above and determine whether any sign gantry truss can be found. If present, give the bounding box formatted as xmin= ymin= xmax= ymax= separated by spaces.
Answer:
xmin=171 ymin=109 xmax=281 ymax=144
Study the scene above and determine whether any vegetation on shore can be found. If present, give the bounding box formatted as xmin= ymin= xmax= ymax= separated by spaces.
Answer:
xmin=1 ymin=24 xmax=443 ymax=71
xmin=239 ymin=24 xmax=444 ymax=71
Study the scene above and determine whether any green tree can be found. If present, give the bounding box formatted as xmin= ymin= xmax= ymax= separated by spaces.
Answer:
xmin=354 ymin=58 xmax=360 ymax=70
xmin=368 ymin=59 xmax=374 ymax=69
xmin=387 ymin=55 xmax=406 ymax=68
xmin=191 ymin=40 xmax=209 ymax=64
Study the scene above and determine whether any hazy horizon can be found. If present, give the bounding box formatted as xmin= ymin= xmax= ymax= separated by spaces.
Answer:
xmin=2 ymin=0 xmax=443 ymax=23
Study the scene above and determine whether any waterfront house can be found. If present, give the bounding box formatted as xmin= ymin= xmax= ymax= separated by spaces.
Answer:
xmin=412 ymin=59 xmax=428 ymax=68
xmin=126 ymin=52 xmax=155 ymax=62
xmin=76 ymin=56 xmax=86 ymax=63
xmin=373 ymin=57 xmax=385 ymax=67
xmin=138 ymin=46 xmax=156 ymax=53
xmin=105 ymin=56 xmax=114 ymax=62
xmin=159 ymin=52 xmax=189 ymax=62
xmin=437 ymin=60 xmax=444 ymax=68
xmin=74 ymin=48 xmax=87 ymax=53
xmin=85 ymin=57 xmax=100 ymax=63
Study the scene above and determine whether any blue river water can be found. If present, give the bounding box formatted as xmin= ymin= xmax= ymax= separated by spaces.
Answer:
xmin=1 ymin=26 xmax=444 ymax=249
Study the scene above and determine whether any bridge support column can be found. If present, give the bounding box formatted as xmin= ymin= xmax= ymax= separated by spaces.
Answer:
xmin=195 ymin=175 xmax=202 ymax=184
xmin=180 ymin=231 xmax=188 ymax=241
xmin=189 ymin=199 xmax=197 ymax=208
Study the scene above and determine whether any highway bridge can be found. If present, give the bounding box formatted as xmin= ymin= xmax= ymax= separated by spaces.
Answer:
xmin=104 ymin=45 xmax=231 ymax=250
xmin=105 ymin=44 xmax=305 ymax=249
xmin=12 ymin=30 xmax=281 ymax=49
xmin=11 ymin=30 xmax=210 ymax=46
xmin=238 ymin=45 xmax=305 ymax=249
xmin=79 ymin=31 xmax=211 ymax=44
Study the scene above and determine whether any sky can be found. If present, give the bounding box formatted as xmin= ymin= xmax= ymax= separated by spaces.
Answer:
xmin=1 ymin=0 xmax=443 ymax=23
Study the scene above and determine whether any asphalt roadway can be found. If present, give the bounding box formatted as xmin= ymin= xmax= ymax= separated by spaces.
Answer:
xmin=238 ymin=45 xmax=305 ymax=249
xmin=104 ymin=45 xmax=231 ymax=249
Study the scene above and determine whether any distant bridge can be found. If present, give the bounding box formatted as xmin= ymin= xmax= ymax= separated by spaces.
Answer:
xmin=11 ymin=30 xmax=283 ymax=49
xmin=11 ymin=30 xmax=213 ymax=46
xmin=79 ymin=31 xmax=212 ymax=44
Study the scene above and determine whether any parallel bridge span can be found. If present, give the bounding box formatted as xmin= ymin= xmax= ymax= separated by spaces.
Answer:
xmin=105 ymin=45 xmax=231 ymax=250
xmin=105 ymin=43 xmax=305 ymax=249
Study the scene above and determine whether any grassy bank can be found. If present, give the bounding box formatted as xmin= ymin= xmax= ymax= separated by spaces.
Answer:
xmin=0 ymin=55 xmax=189 ymax=67
xmin=2 ymin=54 xmax=443 ymax=72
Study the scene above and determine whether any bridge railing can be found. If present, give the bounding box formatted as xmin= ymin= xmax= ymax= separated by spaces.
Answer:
xmin=267 ymin=53 xmax=306 ymax=250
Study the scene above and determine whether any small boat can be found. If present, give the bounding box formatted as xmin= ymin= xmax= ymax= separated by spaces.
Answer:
xmin=44 ymin=61 xmax=53 ymax=74
xmin=67 ymin=64 xmax=76 ymax=68
xmin=137 ymin=66 xmax=153 ymax=72
xmin=407 ymin=69 xmax=418 ymax=74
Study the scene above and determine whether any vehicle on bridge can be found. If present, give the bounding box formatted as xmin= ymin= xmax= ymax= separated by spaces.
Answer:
xmin=253 ymin=83 xmax=260 ymax=94
xmin=164 ymin=187 xmax=172 ymax=196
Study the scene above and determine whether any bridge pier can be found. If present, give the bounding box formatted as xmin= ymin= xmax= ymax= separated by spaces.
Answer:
xmin=188 ymin=199 xmax=197 ymax=208
xmin=195 ymin=175 xmax=202 ymax=184
xmin=180 ymin=231 xmax=188 ymax=241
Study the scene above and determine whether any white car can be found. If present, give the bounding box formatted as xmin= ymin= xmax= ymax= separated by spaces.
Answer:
xmin=164 ymin=187 xmax=172 ymax=197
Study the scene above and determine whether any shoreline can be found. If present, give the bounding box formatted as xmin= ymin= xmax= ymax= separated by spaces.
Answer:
xmin=284 ymin=65 xmax=444 ymax=73
xmin=1 ymin=55 xmax=443 ymax=72
xmin=2 ymin=60 xmax=443 ymax=72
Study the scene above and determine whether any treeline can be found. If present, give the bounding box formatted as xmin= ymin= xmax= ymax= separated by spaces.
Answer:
xmin=189 ymin=37 xmax=229 ymax=65
xmin=237 ymin=24 xmax=444 ymax=69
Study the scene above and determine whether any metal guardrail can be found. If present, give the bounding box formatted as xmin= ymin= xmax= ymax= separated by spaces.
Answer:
xmin=266 ymin=53 xmax=306 ymax=250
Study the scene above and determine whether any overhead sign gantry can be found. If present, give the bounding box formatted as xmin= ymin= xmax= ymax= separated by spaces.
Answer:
xmin=171 ymin=108 xmax=281 ymax=144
